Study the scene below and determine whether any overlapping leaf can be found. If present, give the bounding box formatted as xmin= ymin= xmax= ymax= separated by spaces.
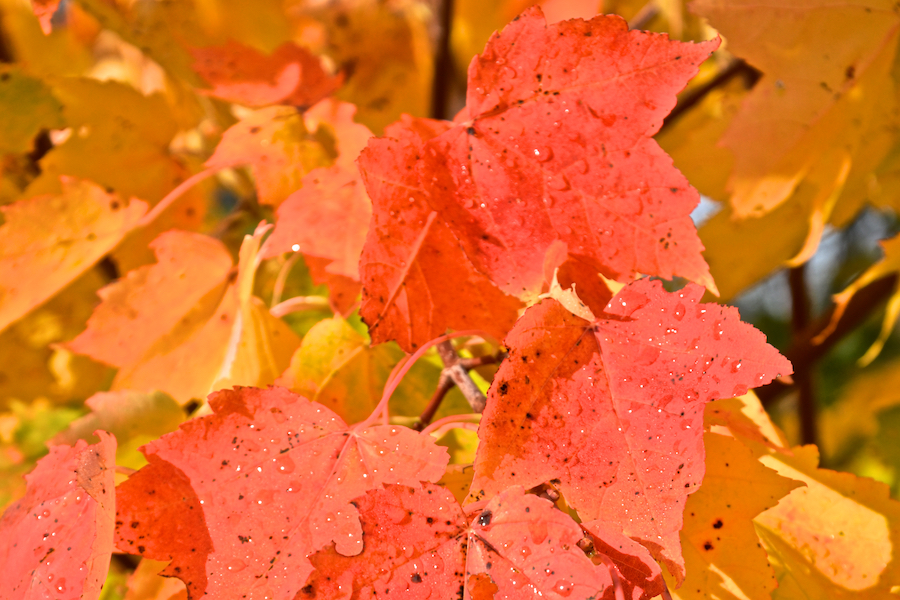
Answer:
xmin=53 ymin=390 xmax=184 ymax=470
xmin=305 ymin=483 xmax=664 ymax=600
xmin=39 ymin=77 xmax=193 ymax=205
xmin=191 ymin=40 xmax=340 ymax=108
xmin=0 ymin=177 xmax=146 ymax=334
xmin=358 ymin=117 xmax=523 ymax=351
xmin=755 ymin=445 xmax=900 ymax=598
xmin=276 ymin=316 xmax=473 ymax=425
xmin=821 ymin=233 xmax=900 ymax=365
xmin=295 ymin=0 xmax=434 ymax=133
xmin=469 ymin=278 xmax=790 ymax=581
xmin=0 ymin=432 xmax=116 ymax=600
xmin=205 ymin=106 xmax=332 ymax=207
xmin=67 ymin=227 xmax=299 ymax=403
xmin=115 ymin=386 xmax=449 ymax=599
xmin=276 ymin=317 xmax=398 ymax=424
xmin=0 ymin=66 xmax=64 ymax=155
xmin=668 ymin=430 xmax=801 ymax=600
xmin=359 ymin=7 xmax=718 ymax=350
xmin=693 ymin=0 xmax=900 ymax=220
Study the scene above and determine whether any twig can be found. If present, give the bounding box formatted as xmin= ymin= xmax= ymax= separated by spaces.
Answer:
xmin=417 ymin=349 xmax=505 ymax=428
xmin=418 ymin=370 xmax=456 ymax=428
xmin=757 ymin=273 xmax=897 ymax=406
xmin=436 ymin=340 xmax=487 ymax=413
xmin=661 ymin=58 xmax=761 ymax=131
xmin=597 ymin=554 xmax=626 ymax=600
xmin=660 ymin=580 xmax=674 ymax=600
xmin=627 ymin=2 xmax=659 ymax=30
xmin=420 ymin=414 xmax=481 ymax=437
xmin=137 ymin=166 xmax=222 ymax=228
xmin=361 ymin=330 xmax=488 ymax=429
xmin=458 ymin=353 xmax=504 ymax=370
xmin=430 ymin=0 xmax=456 ymax=120
xmin=270 ymin=295 xmax=332 ymax=317
xmin=271 ymin=252 xmax=303 ymax=307
xmin=531 ymin=482 xmax=560 ymax=503
xmin=789 ymin=264 xmax=817 ymax=446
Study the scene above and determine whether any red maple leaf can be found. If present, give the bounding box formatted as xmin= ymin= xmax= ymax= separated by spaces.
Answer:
xmin=115 ymin=386 xmax=449 ymax=599
xmin=358 ymin=8 xmax=718 ymax=351
xmin=304 ymin=483 xmax=663 ymax=600
xmin=468 ymin=278 xmax=791 ymax=582
xmin=264 ymin=164 xmax=370 ymax=281
xmin=357 ymin=117 xmax=523 ymax=351
xmin=190 ymin=40 xmax=341 ymax=108
xmin=0 ymin=432 xmax=116 ymax=600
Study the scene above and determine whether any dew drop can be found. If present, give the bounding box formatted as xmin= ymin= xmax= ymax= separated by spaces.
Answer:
xmin=529 ymin=519 xmax=548 ymax=544
xmin=226 ymin=559 xmax=248 ymax=572
xmin=534 ymin=147 xmax=553 ymax=162
xmin=500 ymin=65 xmax=518 ymax=80
xmin=546 ymin=174 xmax=570 ymax=191
xmin=275 ymin=455 xmax=295 ymax=474
xmin=673 ymin=303 xmax=685 ymax=321
xmin=554 ymin=580 xmax=574 ymax=597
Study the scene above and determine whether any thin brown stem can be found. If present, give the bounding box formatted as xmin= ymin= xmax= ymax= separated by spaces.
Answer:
xmin=436 ymin=340 xmax=487 ymax=413
xmin=417 ymin=347 xmax=505 ymax=428
xmin=789 ymin=264 xmax=817 ymax=446
xmin=458 ymin=352 xmax=504 ymax=370
xmin=417 ymin=371 xmax=455 ymax=429
xmin=660 ymin=580 xmax=674 ymax=600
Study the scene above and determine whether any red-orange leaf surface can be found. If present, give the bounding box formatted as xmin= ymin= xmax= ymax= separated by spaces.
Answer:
xmin=469 ymin=278 xmax=791 ymax=582
xmin=306 ymin=484 xmax=661 ymax=600
xmin=264 ymin=164 xmax=370 ymax=280
xmin=358 ymin=118 xmax=522 ymax=351
xmin=0 ymin=432 xmax=116 ymax=600
xmin=190 ymin=41 xmax=341 ymax=108
xmin=358 ymin=8 xmax=718 ymax=350
xmin=115 ymin=386 xmax=448 ymax=600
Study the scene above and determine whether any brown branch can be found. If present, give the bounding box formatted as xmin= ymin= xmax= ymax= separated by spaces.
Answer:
xmin=661 ymin=59 xmax=761 ymax=131
xmin=417 ymin=371 xmax=455 ymax=429
xmin=458 ymin=353 xmax=504 ymax=370
xmin=757 ymin=273 xmax=898 ymax=406
xmin=789 ymin=264 xmax=817 ymax=446
xmin=417 ymin=341 xmax=499 ymax=428
xmin=436 ymin=340 xmax=487 ymax=413
xmin=430 ymin=0 xmax=456 ymax=120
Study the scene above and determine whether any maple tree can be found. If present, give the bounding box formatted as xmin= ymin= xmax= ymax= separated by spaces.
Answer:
xmin=2 ymin=0 xmax=900 ymax=599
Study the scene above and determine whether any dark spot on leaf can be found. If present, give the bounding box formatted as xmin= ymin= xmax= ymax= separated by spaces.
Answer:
xmin=478 ymin=510 xmax=492 ymax=527
xmin=411 ymin=573 xmax=422 ymax=583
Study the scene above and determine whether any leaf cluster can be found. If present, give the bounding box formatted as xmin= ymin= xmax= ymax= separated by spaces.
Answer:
xmin=1 ymin=1 xmax=900 ymax=599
